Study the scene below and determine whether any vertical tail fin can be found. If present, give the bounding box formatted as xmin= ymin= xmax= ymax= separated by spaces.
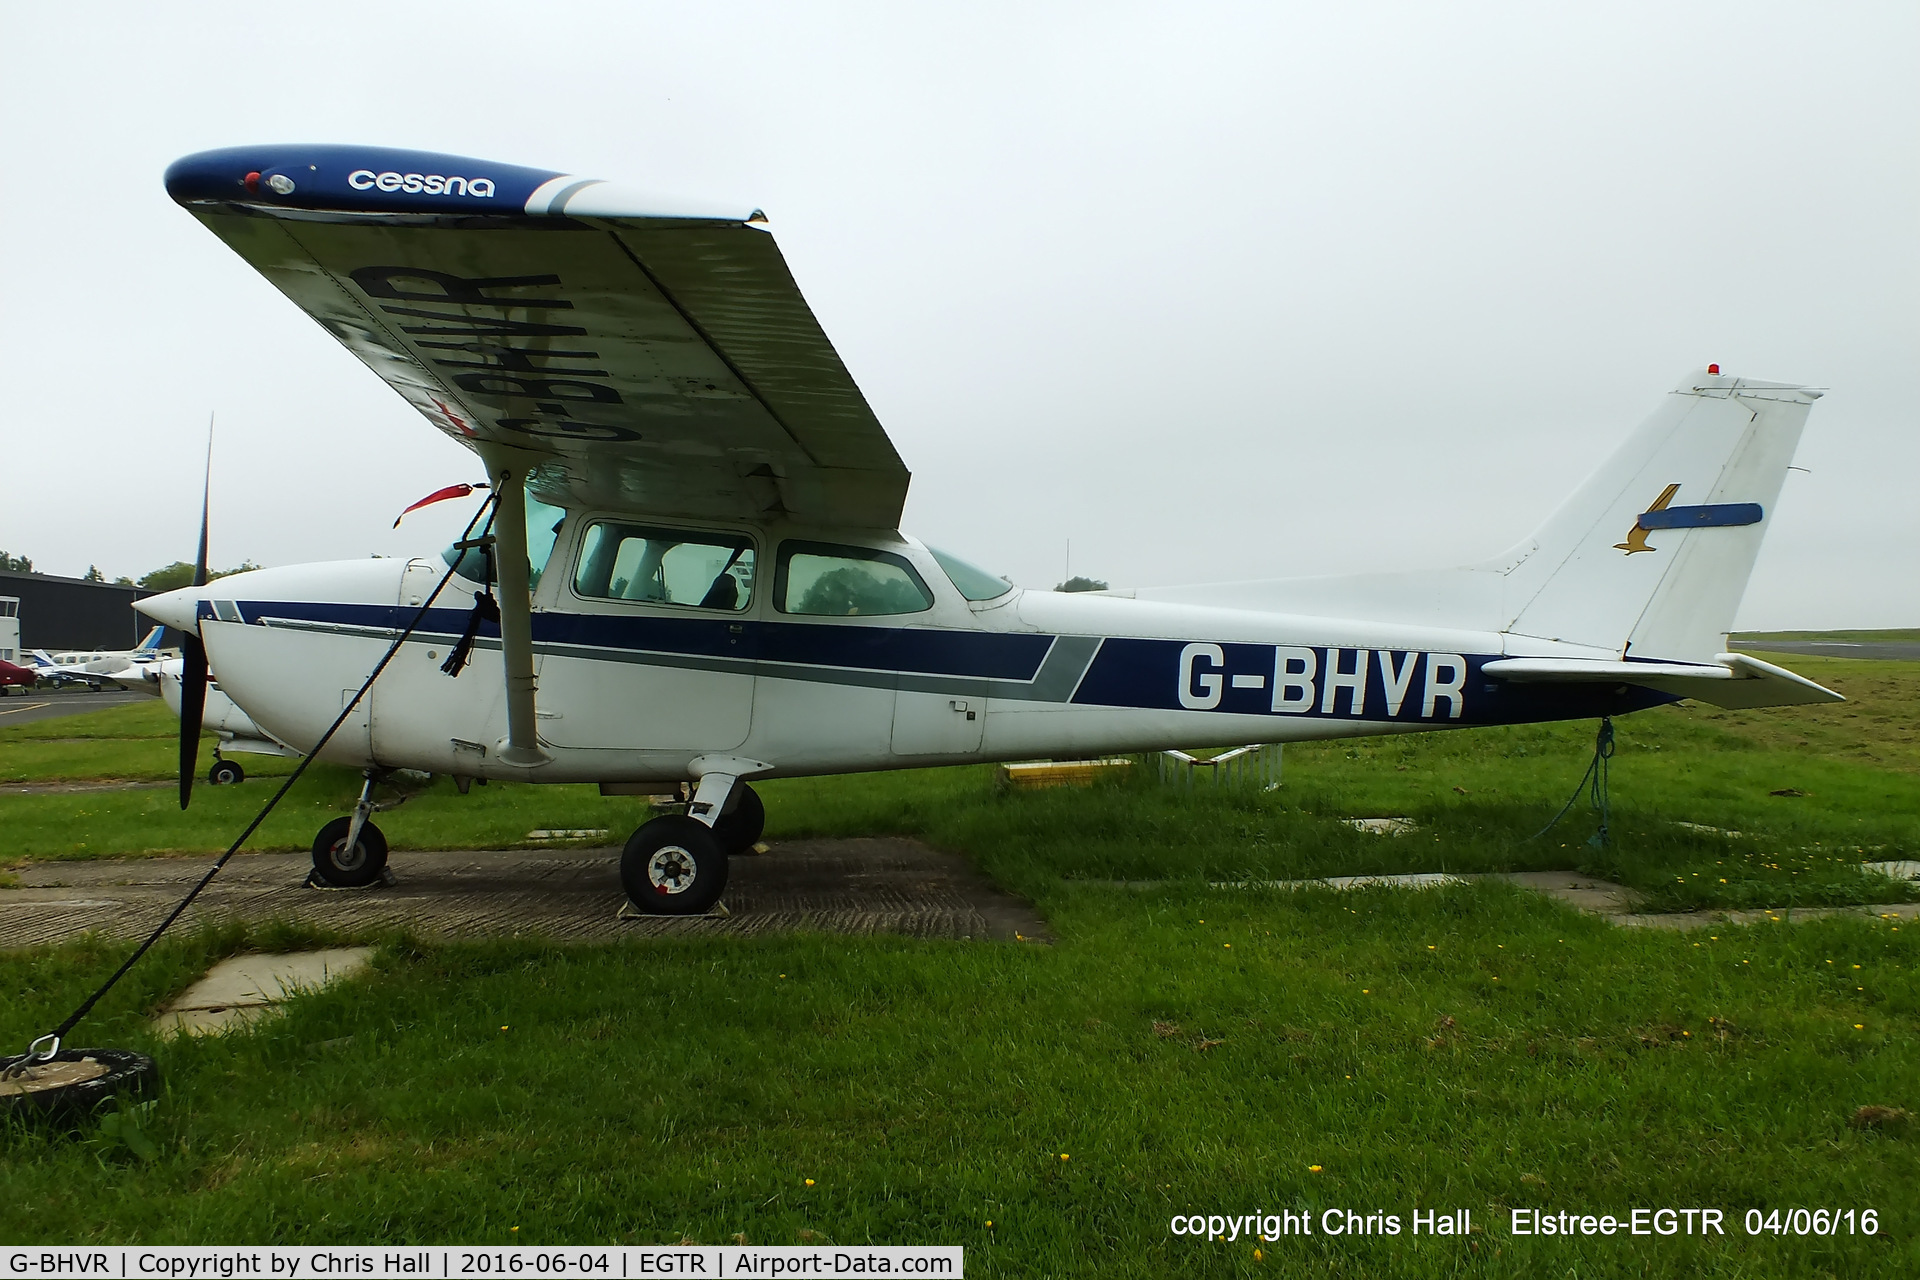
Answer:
xmin=1499 ymin=371 xmax=1819 ymax=661
xmin=136 ymin=625 xmax=165 ymax=652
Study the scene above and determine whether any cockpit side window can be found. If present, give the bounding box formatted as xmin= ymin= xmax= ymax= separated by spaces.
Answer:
xmin=572 ymin=522 xmax=755 ymax=611
xmin=775 ymin=541 xmax=934 ymax=616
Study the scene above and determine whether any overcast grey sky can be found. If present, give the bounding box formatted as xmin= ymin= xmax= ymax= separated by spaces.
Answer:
xmin=2 ymin=2 xmax=1913 ymax=627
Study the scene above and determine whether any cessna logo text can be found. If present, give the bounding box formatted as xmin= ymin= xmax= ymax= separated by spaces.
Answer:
xmin=348 ymin=170 xmax=497 ymax=198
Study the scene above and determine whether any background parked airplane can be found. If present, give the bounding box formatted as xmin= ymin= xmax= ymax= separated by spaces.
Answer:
xmin=32 ymin=627 xmax=169 ymax=688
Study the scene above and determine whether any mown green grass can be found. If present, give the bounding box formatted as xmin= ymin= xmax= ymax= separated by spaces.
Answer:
xmin=0 ymin=698 xmax=296 ymax=785
xmin=2 ymin=891 xmax=1914 ymax=1275
xmin=1 ymin=652 xmax=1915 ymax=1274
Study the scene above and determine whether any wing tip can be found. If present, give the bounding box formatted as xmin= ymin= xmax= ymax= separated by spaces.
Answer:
xmin=166 ymin=144 xmax=764 ymax=225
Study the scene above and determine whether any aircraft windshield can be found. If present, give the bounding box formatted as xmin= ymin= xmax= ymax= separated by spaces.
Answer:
xmin=525 ymin=495 xmax=564 ymax=588
xmin=439 ymin=489 xmax=566 ymax=587
xmin=929 ymin=547 xmax=1015 ymax=601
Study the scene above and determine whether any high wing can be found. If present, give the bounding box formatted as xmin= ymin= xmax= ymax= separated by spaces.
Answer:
xmin=166 ymin=146 xmax=910 ymax=528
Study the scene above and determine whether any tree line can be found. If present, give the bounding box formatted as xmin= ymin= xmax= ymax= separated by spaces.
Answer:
xmin=0 ymin=552 xmax=261 ymax=589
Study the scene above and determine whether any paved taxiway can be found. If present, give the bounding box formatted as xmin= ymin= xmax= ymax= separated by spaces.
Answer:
xmin=0 ymin=838 xmax=1051 ymax=948
xmin=0 ymin=690 xmax=143 ymax=725
xmin=1733 ymin=641 xmax=1920 ymax=662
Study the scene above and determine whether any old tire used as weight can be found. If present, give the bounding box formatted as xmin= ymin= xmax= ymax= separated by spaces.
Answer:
xmin=0 ymin=1048 xmax=157 ymax=1121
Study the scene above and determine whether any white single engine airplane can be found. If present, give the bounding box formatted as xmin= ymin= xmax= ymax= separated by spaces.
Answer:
xmin=30 ymin=627 xmax=169 ymax=688
xmin=138 ymin=145 xmax=1839 ymax=913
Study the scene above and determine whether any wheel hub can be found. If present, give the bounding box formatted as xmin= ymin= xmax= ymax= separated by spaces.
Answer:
xmin=646 ymin=845 xmax=697 ymax=894
xmin=330 ymin=839 xmax=367 ymax=872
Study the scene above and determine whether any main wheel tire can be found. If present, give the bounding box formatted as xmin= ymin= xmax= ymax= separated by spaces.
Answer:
xmin=208 ymin=758 xmax=245 ymax=786
xmin=621 ymin=815 xmax=728 ymax=915
xmin=711 ymin=783 xmax=766 ymax=855
xmin=0 ymin=1048 xmax=157 ymax=1121
xmin=311 ymin=817 xmax=388 ymax=888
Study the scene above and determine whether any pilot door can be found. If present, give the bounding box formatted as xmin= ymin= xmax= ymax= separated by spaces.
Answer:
xmin=533 ymin=518 xmax=757 ymax=752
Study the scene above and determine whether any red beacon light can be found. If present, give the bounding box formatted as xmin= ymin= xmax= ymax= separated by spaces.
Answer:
xmin=243 ymin=171 xmax=261 ymax=192
xmin=1707 ymin=363 xmax=1721 ymax=375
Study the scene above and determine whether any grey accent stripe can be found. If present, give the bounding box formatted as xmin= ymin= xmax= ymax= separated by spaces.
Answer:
xmin=1023 ymin=634 xmax=1102 ymax=702
xmin=535 ymin=641 xmax=757 ymax=681
xmin=535 ymin=633 xmax=1104 ymax=703
xmin=259 ymin=618 xmax=1104 ymax=705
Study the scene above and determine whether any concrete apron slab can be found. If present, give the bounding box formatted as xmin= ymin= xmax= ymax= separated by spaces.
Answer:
xmin=1197 ymin=871 xmax=1646 ymax=911
xmin=154 ymin=948 xmax=373 ymax=1036
xmin=0 ymin=839 xmax=1051 ymax=949
xmin=1104 ymin=870 xmax=1917 ymax=931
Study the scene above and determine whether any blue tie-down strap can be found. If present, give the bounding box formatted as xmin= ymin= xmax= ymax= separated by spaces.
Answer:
xmin=1637 ymin=502 xmax=1763 ymax=530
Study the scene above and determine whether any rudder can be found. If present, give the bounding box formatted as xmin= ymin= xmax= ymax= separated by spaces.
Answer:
xmin=1499 ymin=371 xmax=1819 ymax=662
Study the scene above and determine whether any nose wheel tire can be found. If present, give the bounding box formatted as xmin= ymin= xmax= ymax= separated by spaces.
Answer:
xmin=711 ymin=783 xmax=765 ymax=855
xmin=621 ymin=815 xmax=728 ymax=915
xmin=312 ymin=817 xmax=389 ymax=888
xmin=208 ymin=758 xmax=245 ymax=786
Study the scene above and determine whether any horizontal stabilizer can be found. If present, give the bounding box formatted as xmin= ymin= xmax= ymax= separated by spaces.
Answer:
xmin=1483 ymin=652 xmax=1842 ymax=709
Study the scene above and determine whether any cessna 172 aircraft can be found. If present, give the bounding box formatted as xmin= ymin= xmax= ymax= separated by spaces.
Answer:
xmin=137 ymin=145 xmax=1839 ymax=915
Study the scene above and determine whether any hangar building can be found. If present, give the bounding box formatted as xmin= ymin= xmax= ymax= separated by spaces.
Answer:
xmin=0 ymin=569 xmax=156 ymax=653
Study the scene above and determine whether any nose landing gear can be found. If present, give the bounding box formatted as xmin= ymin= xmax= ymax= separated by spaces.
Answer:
xmin=207 ymin=757 xmax=245 ymax=786
xmin=310 ymin=771 xmax=390 ymax=888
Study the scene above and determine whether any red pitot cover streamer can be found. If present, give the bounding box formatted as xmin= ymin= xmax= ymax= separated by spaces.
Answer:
xmin=392 ymin=483 xmax=481 ymax=528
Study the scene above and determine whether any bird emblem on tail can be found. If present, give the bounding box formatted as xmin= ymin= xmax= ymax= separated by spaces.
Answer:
xmin=1615 ymin=483 xmax=1680 ymax=553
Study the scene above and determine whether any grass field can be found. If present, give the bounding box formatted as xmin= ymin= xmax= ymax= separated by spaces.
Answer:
xmin=1733 ymin=629 xmax=1920 ymax=644
xmin=2 ymin=653 xmax=1917 ymax=1276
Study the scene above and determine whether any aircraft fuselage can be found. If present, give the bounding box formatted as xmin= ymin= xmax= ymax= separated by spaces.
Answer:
xmin=148 ymin=521 xmax=1666 ymax=785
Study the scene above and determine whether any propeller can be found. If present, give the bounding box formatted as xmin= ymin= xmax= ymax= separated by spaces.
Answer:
xmin=178 ymin=417 xmax=213 ymax=809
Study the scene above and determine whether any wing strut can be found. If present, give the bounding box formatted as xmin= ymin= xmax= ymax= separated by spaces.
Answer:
xmin=479 ymin=446 xmax=551 ymax=769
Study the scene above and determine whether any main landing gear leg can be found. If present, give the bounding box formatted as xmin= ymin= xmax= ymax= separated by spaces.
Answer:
xmin=310 ymin=770 xmax=391 ymax=888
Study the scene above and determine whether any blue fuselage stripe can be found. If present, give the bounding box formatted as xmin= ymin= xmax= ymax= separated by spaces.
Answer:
xmin=203 ymin=600 xmax=1675 ymax=727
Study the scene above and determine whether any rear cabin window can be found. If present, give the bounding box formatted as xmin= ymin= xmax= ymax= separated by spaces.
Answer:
xmin=776 ymin=542 xmax=934 ymax=616
xmin=573 ymin=522 xmax=755 ymax=611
